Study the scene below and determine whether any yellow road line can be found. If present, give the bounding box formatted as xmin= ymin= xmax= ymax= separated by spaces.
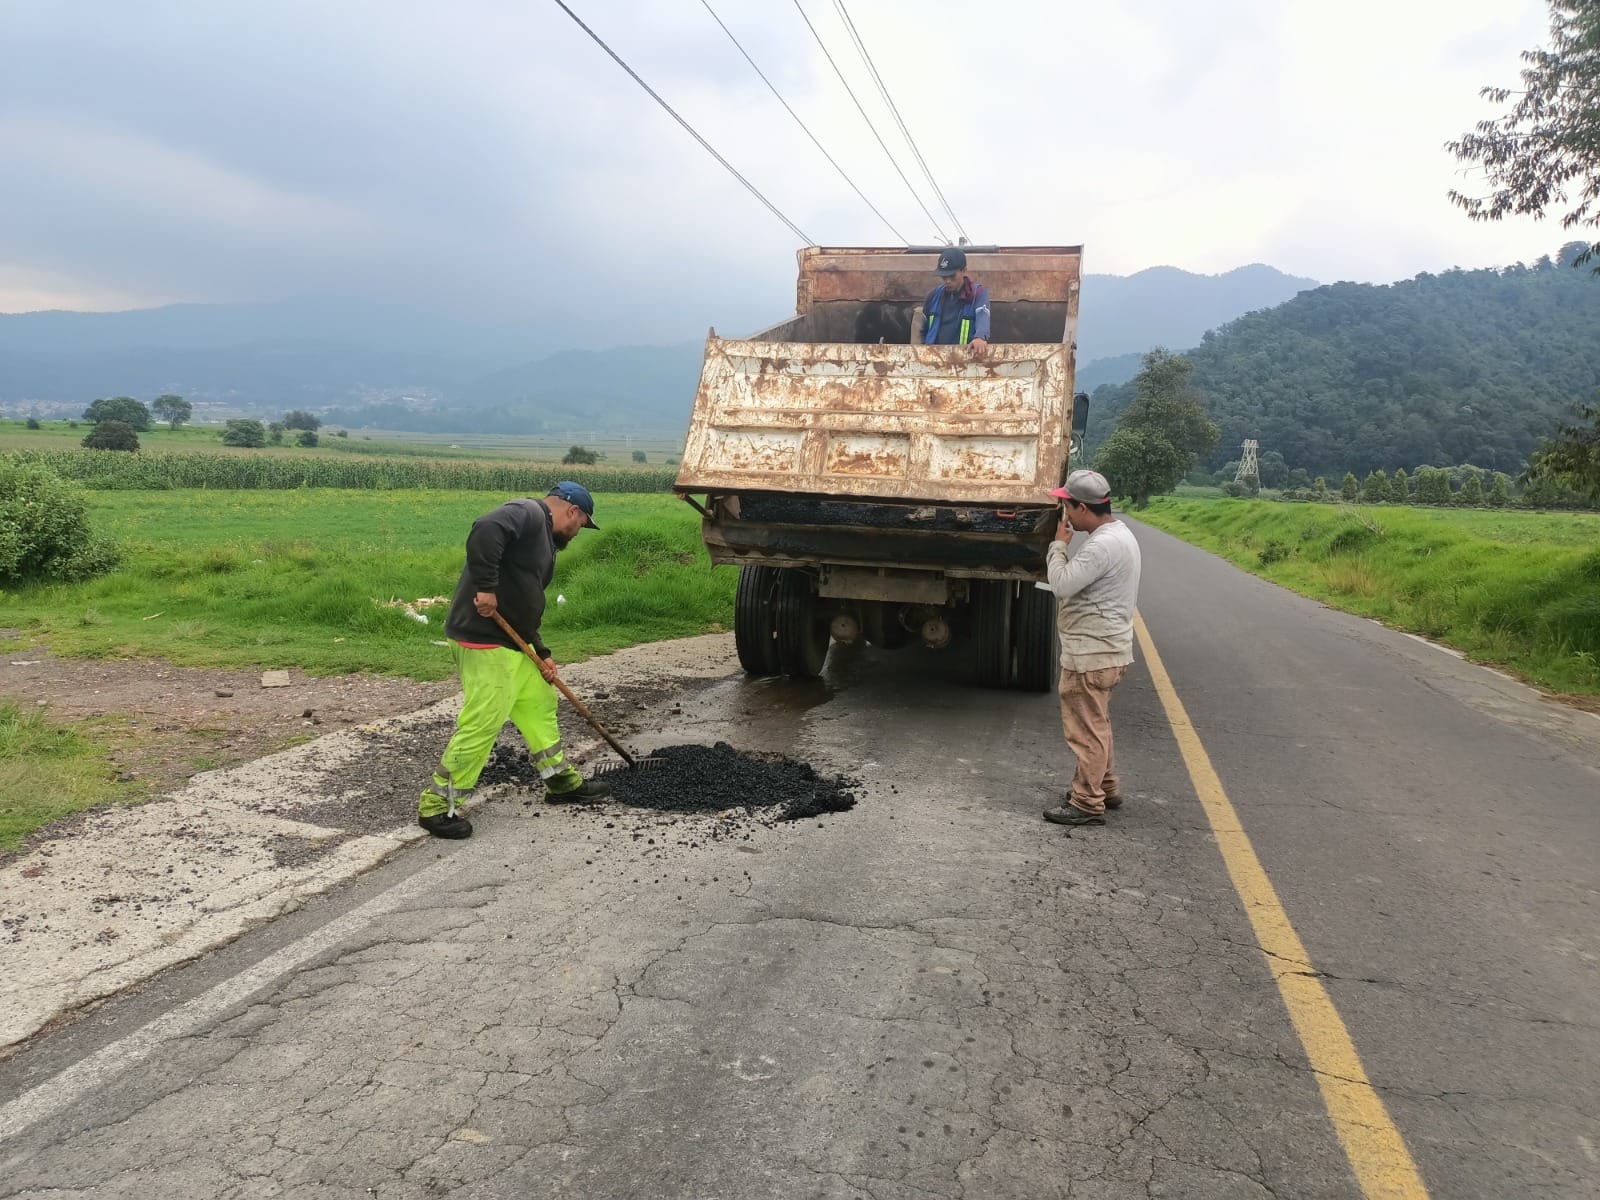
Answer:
xmin=1133 ymin=611 xmax=1429 ymax=1200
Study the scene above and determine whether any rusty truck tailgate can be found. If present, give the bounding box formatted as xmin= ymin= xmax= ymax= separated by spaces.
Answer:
xmin=674 ymin=338 xmax=1070 ymax=505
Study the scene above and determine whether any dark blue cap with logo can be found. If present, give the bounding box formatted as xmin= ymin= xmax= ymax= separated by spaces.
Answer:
xmin=548 ymin=481 xmax=598 ymax=528
xmin=935 ymin=247 xmax=967 ymax=277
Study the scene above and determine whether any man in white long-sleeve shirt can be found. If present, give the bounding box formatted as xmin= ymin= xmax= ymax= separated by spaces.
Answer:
xmin=1041 ymin=469 xmax=1142 ymax=827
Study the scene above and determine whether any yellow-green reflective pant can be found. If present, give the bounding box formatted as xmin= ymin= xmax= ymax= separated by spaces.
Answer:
xmin=419 ymin=643 xmax=581 ymax=818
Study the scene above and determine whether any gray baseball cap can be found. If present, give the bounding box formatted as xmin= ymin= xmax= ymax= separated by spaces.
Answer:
xmin=1050 ymin=469 xmax=1112 ymax=504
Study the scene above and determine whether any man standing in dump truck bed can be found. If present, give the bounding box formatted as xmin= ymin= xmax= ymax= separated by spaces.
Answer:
xmin=1041 ymin=469 xmax=1142 ymax=828
xmin=418 ymin=482 xmax=612 ymax=839
xmin=922 ymin=247 xmax=991 ymax=358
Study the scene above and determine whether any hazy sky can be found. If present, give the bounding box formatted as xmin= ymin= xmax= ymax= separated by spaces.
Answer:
xmin=0 ymin=0 xmax=1565 ymax=339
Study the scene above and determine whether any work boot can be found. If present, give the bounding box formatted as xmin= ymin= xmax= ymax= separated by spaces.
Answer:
xmin=1043 ymin=802 xmax=1106 ymax=827
xmin=419 ymin=812 xmax=474 ymax=839
xmin=1103 ymin=792 xmax=1123 ymax=810
xmin=545 ymin=777 xmax=613 ymax=804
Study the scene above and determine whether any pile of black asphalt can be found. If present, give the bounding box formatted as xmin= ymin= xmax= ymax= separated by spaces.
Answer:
xmin=483 ymin=741 xmax=858 ymax=825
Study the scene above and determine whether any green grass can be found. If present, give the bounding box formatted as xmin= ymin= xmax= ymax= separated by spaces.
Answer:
xmin=1138 ymin=499 xmax=1600 ymax=696
xmin=0 ymin=419 xmax=685 ymax=464
xmin=1 ymin=491 xmax=736 ymax=679
xmin=0 ymin=703 xmax=143 ymax=851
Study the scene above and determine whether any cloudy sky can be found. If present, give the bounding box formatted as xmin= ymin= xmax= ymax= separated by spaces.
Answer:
xmin=0 ymin=0 xmax=1564 ymax=342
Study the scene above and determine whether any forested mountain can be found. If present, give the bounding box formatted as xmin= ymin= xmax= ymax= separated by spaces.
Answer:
xmin=1087 ymin=244 xmax=1600 ymax=477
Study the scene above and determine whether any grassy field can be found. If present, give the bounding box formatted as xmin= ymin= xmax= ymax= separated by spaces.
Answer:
xmin=1 ymin=490 xmax=734 ymax=677
xmin=0 ymin=488 xmax=735 ymax=848
xmin=0 ymin=419 xmax=685 ymax=463
xmin=1137 ymin=498 xmax=1600 ymax=696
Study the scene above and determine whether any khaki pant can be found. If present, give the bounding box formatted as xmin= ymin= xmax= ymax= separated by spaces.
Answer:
xmin=1059 ymin=665 xmax=1128 ymax=815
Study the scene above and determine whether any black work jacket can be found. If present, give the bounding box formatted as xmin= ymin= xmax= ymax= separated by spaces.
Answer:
xmin=444 ymin=499 xmax=556 ymax=657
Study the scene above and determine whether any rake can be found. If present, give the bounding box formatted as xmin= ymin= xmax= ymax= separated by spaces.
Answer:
xmin=489 ymin=611 xmax=661 ymax=771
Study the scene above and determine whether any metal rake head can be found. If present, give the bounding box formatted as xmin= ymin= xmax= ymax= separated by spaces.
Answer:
xmin=594 ymin=755 xmax=666 ymax=776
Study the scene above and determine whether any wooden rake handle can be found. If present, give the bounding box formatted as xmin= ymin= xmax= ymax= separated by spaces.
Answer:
xmin=488 ymin=610 xmax=636 ymax=767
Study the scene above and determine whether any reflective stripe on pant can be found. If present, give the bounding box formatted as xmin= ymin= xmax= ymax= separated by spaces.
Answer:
xmin=419 ymin=643 xmax=580 ymax=818
xmin=1058 ymin=665 xmax=1128 ymax=815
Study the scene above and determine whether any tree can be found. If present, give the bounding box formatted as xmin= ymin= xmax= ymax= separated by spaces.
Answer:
xmin=268 ymin=422 xmax=285 ymax=445
xmin=1341 ymin=472 xmax=1360 ymax=501
xmin=1415 ymin=466 xmax=1454 ymax=505
xmin=631 ymin=450 xmax=647 ymax=464
xmin=297 ymin=429 xmax=319 ymax=448
xmin=81 ymin=420 xmax=140 ymax=451
xmin=221 ymin=419 xmax=267 ymax=448
xmin=563 ymin=445 xmax=598 ymax=465
xmin=83 ymin=396 xmax=151 ymax=431
xmin=151 ymin=394 xmax=192 ymax=430
xmin=25 ymin=417 xmax=40 ymax=430
xmin=1529 ymin=400 xmax=1600 ymax=503
xmin=1391 ymin=466 xmax=1411 ymax=499
xmin=1118 ymin=350 xmax=1221 ymax=463
xmin=282 ymin=410 xmax=322 ymax=431
xmin=1489 ymin=472 xmax=1513 ymax=506
xmin=1447 ymin=2 xmax=1600 ymax=269
xmin=1459 ymin=471 xmax=1485 ymax=505
xmin=1362 ymin=469 xmax=1390 ymax=502
xmin=1093 ymin=428 xmax=1189 ymax=509
xmin=1312 ymin=476 xmax=1329 ymax=501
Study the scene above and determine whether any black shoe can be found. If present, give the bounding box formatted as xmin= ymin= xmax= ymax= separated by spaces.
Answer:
xmin=1103 ymin=793 xmax=1123 ymax=810
xmin=419 ymin=812 xmax=473 ymax=839
xmin=545 ymin=778 xmax=613 ymax=804
xmin=1043 ymin=803 xmax=1106 ymax=827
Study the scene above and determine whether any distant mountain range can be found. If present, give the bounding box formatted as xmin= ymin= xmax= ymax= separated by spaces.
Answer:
xmin=0 ymin=263 xmax=1318 ymax=429
xmin=1087 ymin=242 xmax=1600 ymax=477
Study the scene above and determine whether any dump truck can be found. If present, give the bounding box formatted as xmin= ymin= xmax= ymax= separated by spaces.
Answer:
xmin=673 ymin=245 xmax=1087 ymax=692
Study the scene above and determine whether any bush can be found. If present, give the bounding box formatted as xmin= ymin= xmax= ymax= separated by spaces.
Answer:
xmin=0 ymin=463 xmax=119 ymax=585
xmin=1220 ymin=481 xmax=1248 ymax=498
xmin=335 ymin=429 xmax=349 ymax=438
xmin=81 ymin=420 xmax=140 ymax=451
xmin=268 ymin=422 xmax=285 ymax=445
xmin=563 ymin=445 xmax=598 ymax=465
xmin=297 ymin=429 xmax=319 ymax=448
xmin=222 ymin=419 xmax=267 ymax=448
xmin=25 ymin=418 xmax=41 ymax=431
xmin=632 ymin=450 xmax=647 ymax=464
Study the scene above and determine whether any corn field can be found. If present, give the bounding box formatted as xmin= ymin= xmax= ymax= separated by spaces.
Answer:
xmin=2 ymin=450 xmax=680 ymax=493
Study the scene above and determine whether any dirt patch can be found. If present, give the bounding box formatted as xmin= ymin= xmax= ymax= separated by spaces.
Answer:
xmin=0 ymin=642 xmax=455 ymax=815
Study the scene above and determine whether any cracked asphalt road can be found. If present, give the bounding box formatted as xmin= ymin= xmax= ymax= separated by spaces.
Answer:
xmin=2 ymin=522 xmax=1598 ymax=1198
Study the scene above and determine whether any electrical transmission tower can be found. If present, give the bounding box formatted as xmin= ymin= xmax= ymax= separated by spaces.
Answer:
xmin=1235 ymin=439 xmax=1259 ymax=482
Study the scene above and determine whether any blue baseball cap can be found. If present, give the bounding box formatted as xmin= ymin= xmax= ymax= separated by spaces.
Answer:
xmin=548 ymin=481 xmax=598 ymax=528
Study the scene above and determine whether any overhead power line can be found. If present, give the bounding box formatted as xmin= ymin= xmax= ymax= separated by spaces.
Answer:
xmin=551 ymin=0 xmax=813 ymax=244
xmin=699 ymin=0 xmax=909 ymax=244
xmin=830 ymin=0 xmax=969 ymax=243
xmin=790 ymin=0 xmax=950 ymax=244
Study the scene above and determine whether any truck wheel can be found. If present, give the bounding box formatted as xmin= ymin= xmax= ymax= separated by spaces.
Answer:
xmin=1011 ymin=584 xmax=1059 ymax=693
xmin=734 ymin=565 xmax=781 ymax=675
xmin=972 ymin=580 xmax=1014 ymax=689
xmin=774 ymin=568 xmax=830 ymax=677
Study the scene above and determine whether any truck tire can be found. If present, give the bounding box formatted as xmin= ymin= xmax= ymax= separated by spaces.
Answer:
xmin=1011 ymin=583 xmax=1059 ymax=693
xmin=972 ymin=580 xmax=1013 ymax=689
xmin=734 ymin=565 xmax=781 ymax=675
xmin=774 ymin=568 xmax=830 ymax=677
